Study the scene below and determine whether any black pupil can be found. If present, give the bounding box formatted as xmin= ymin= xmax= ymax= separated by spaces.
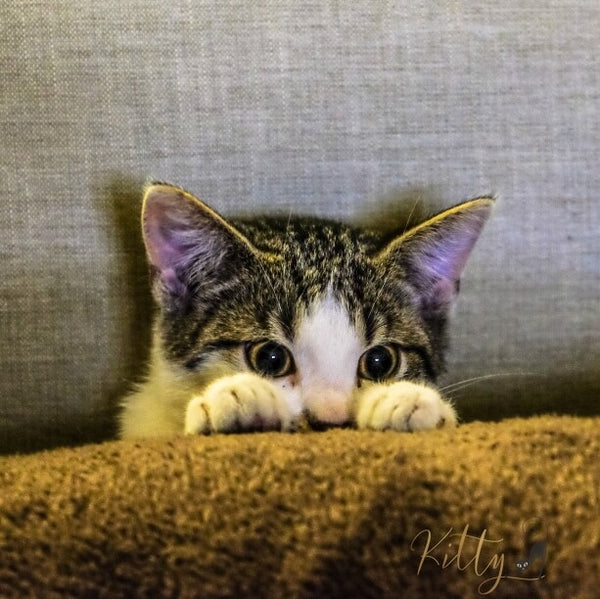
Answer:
xmin=365 ymin=346 xmax=394 ymax=381
xmin=255 ymin=342 xmax=288 ymax=376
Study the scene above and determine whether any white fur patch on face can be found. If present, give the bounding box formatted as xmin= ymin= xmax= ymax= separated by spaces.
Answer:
xmin=292 ymin=292 xmax=364 ymax=424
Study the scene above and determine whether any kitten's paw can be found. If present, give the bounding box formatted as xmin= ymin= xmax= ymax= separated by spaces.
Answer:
xmin=355 ymin=381 xmax=457 ymax=432
xmin=184 ymin=372 xmax=293 ymax=434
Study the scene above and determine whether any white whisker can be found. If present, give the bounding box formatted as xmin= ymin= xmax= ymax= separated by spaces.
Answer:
xmin=402 ymin=196 xmax=421 ymax=235
xmin=440 ymin=372 xmax=544 ymax=396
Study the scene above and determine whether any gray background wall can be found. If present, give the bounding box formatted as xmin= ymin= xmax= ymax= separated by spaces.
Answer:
xmin=2 ymin=1 xmax=599 ymax=453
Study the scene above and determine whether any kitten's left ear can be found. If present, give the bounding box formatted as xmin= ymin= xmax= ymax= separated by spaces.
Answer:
xmin=141 ymin=183 xmax=261 ymax=312
xmin=376 ymin=198 xmax=493 ymax=317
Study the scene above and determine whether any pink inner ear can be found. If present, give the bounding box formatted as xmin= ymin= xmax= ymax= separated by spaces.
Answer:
xmin=406 ymin=232 xmax=477 ymax=316
xmin=420 ymin=278 xmax=458 ymax=316
xmin=158 ymin=266 xmax=190 ymax=300
xmin=146 ymin=221 xmax=193 ymax=272
xmin=415 ymin=233 xmax=475 ymax=283
xmin=143 ymin=193 xmax=202 ymax=274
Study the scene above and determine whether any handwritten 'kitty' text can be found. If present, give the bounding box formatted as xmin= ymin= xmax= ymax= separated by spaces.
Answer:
xmin=410 ymin=524 xmax=544 ymax=595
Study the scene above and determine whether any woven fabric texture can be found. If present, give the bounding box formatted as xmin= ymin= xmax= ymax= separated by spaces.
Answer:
xmin=1 ymin=1 xmax=599 ymax=452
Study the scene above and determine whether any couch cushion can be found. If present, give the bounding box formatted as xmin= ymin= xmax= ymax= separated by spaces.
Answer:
xmin=1 ymin=417 xmax=598 ymax=597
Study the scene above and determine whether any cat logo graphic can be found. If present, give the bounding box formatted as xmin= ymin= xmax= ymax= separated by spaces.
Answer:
xmin=515 ymin=518 xmax=548 ymax=579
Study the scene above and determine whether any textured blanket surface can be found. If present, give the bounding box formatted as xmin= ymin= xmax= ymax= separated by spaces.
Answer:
xmin=1 ymin=416 xmax=599 ymax=598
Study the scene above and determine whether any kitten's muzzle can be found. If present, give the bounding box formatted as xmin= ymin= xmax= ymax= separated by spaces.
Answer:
xmin=302 ymin=390 xmax=352 ymax=429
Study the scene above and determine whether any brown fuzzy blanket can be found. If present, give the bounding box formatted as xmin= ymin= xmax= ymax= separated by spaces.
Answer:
xmin=1 ymin=416 xmax=598 ymax=598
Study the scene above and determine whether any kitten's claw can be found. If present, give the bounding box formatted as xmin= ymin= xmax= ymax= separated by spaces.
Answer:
xmin=354 ymin=381 xmax=457 ymax=432
xmin=184 ymin=372 xmax=293 ymax=434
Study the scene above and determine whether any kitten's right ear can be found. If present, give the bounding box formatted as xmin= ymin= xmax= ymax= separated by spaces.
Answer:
xmin=142 ymin=183 xmax=256 ymax=311
xmin=375 ymin=197 xmax=493 ymax=318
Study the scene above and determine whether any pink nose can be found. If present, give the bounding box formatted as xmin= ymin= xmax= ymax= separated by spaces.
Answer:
xmin=305 ymin=392 xmax=349 ymax=425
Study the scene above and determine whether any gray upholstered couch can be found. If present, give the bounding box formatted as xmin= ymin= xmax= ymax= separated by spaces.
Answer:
xmin=2 ymin=0 xmax=598 ymax=454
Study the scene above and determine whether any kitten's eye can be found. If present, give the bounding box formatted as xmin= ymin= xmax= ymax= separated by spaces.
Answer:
xmin=245 ymin=340 xmax=295 ymax=378
xmin=358 ymin=344 xmax=400 ymax=382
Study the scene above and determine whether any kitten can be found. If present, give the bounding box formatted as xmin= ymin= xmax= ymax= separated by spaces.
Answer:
xmin=119 ymin=183 xmax=492 ymax=438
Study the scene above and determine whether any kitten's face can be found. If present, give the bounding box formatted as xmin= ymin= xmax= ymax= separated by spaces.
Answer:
xmin=142 ymin=184 xmax=492 ymax=426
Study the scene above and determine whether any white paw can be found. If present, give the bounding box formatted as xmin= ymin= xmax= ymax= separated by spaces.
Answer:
xmin=184 ymin=372 xmax=293 ymax=434
xmin=354 ymin=381 xmax=457 ymax=432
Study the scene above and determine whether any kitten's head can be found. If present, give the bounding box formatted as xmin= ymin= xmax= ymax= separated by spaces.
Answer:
xmin=142 ymin=183 xmax=492 ymax=426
